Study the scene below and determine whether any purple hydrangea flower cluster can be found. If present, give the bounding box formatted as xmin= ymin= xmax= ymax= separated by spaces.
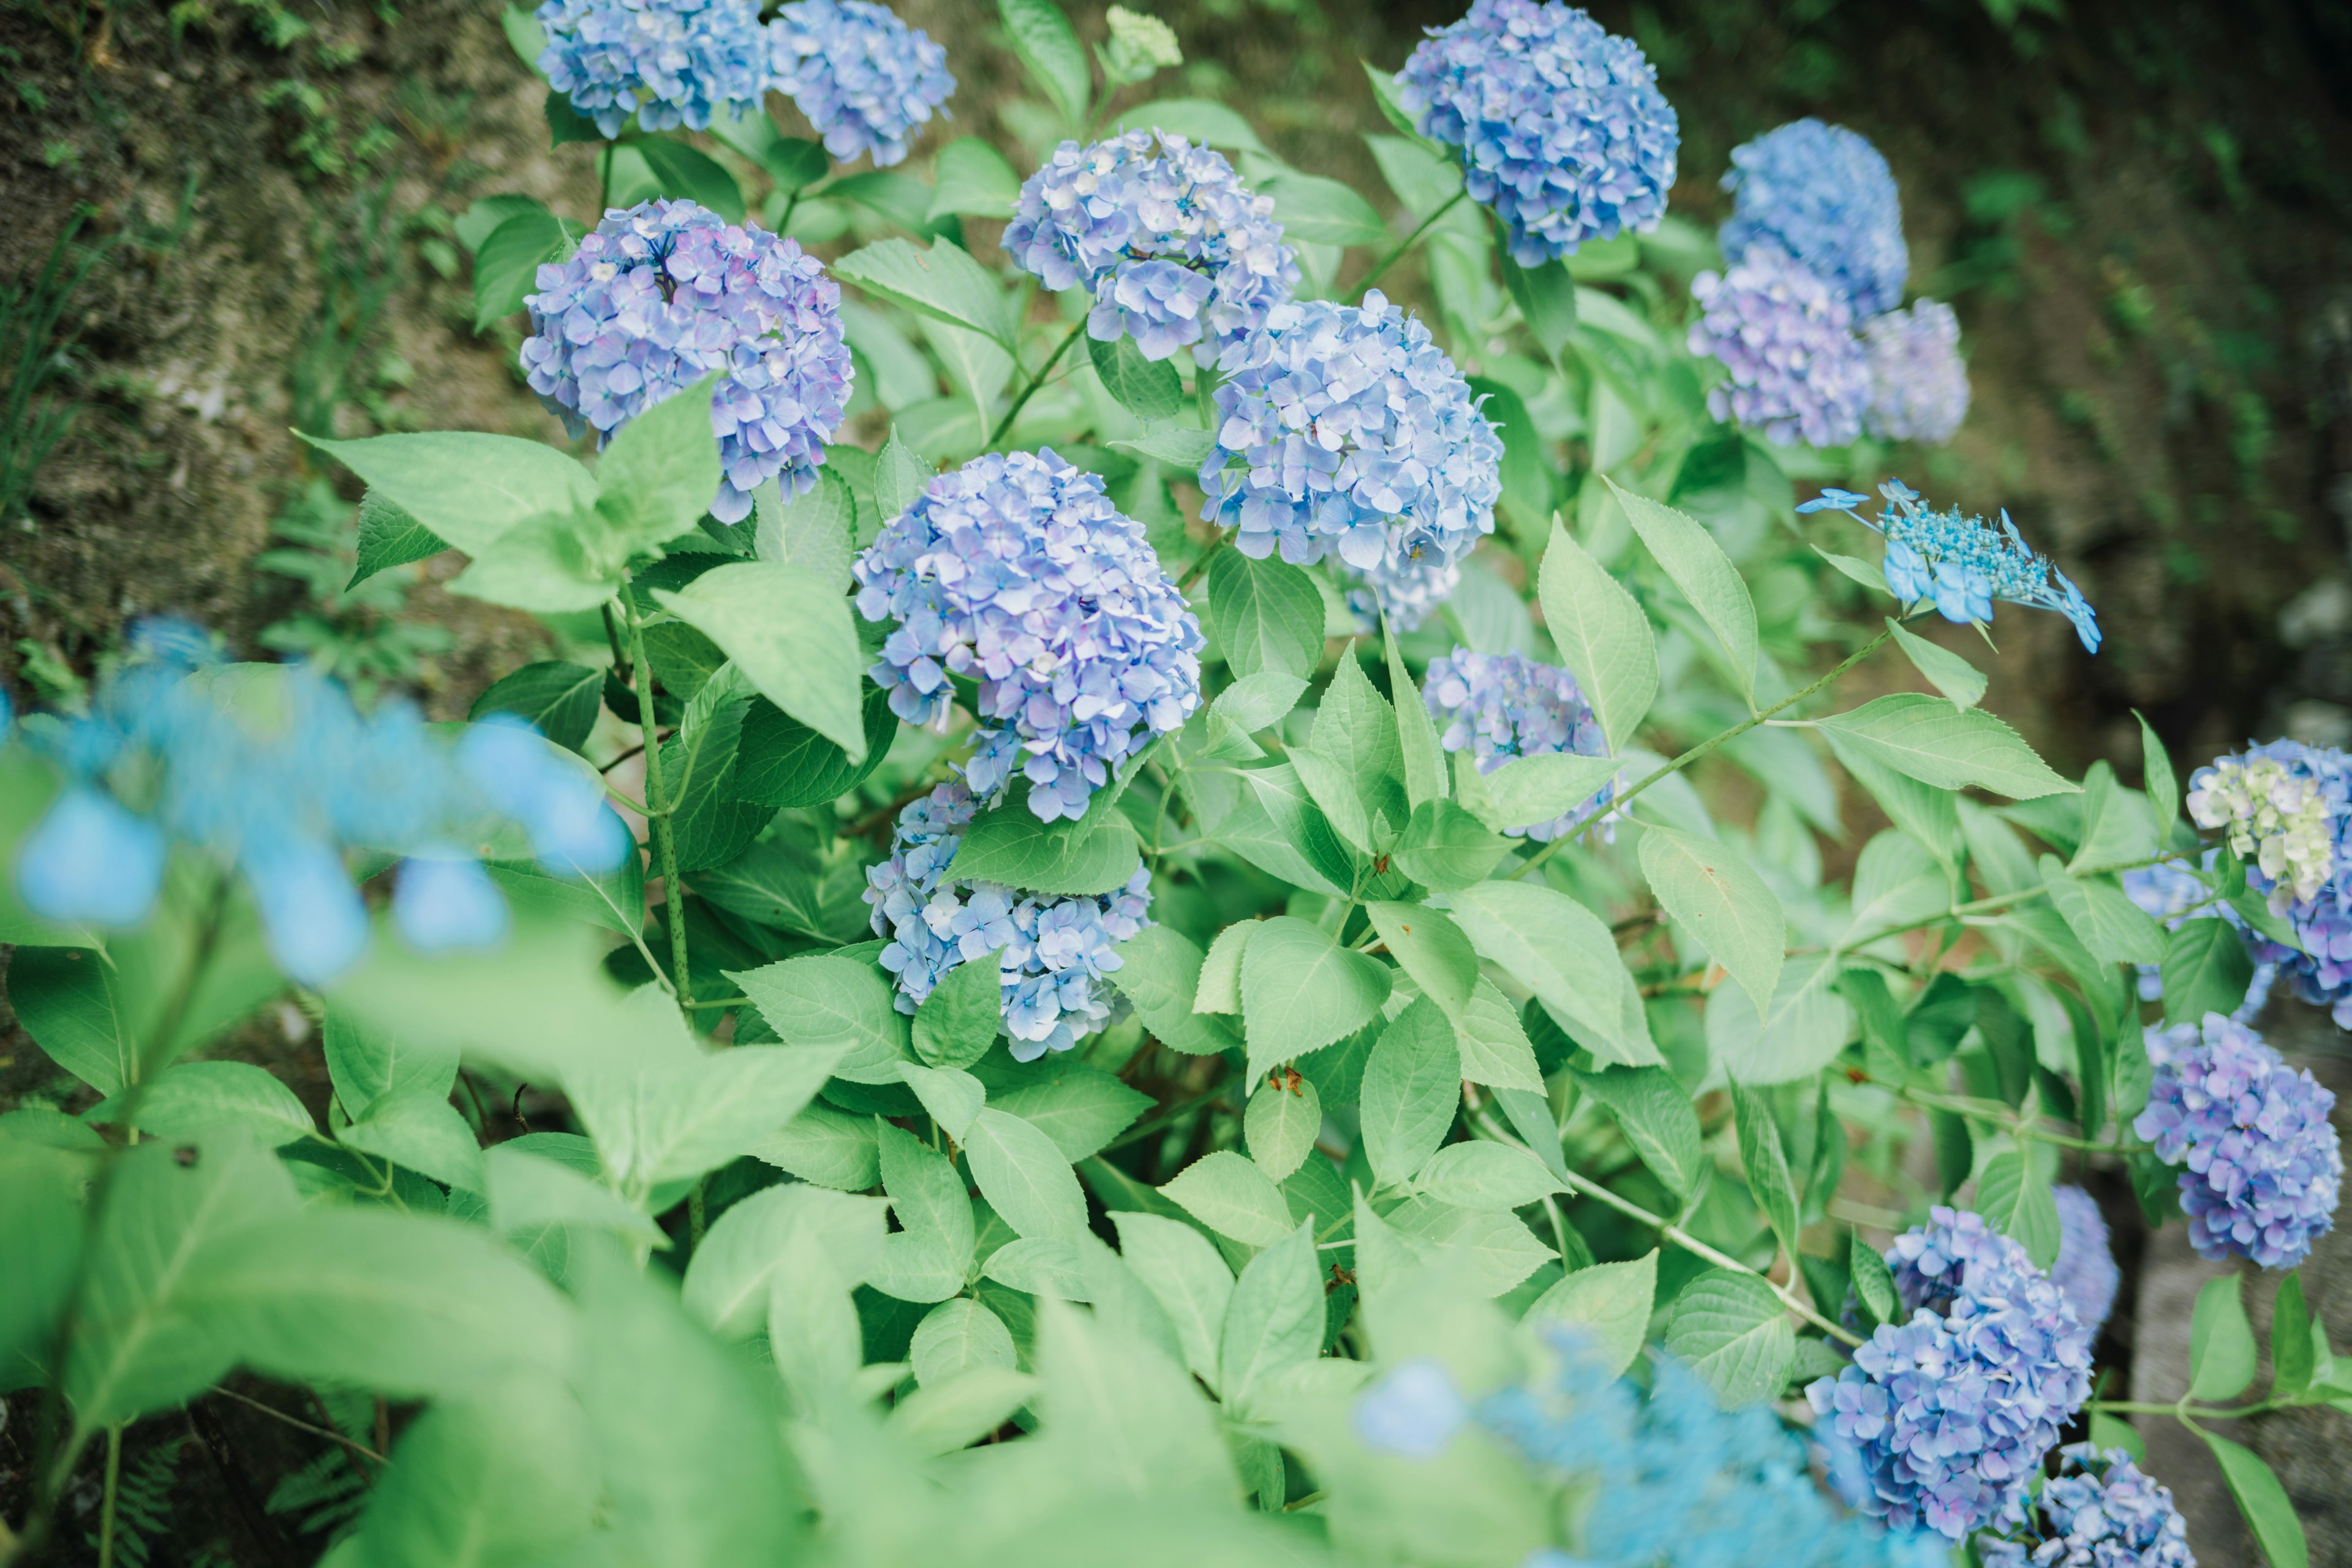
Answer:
xmin=853 ymin=450 xmax=1203 ymax=823
xmin=1199 ymin=291 xmax=1502 ymax=619
xmin=1980 ymin=1445 xmax=2193 ymax=1568
xmin=1719 ymin=119 xmax=1909 ymax=320
xmin=2121 ymin=854 xmax=2274 ymax=1017
xmin=1001 ymin=130 xmax=1298 ymax=367
xmin=864 ymin=777 xmax=1151 ymax=1058
xmin=535 ymin=0 xmax=773 ymax=138
xmin=2187 ymin=739 xmax=2352 ymax=1023
xmin=15 ymin=622 xmax=630 ymax=988
xmin=1395 ymin=0 xmax=1679 ymax=268
xmin=1423 ymin=649 xmax=1616 ymax=841
xmin=521 ymin=200 xmax=853 ymax=526
xmin=1809 ymin=1207 xmax=2094 ymax=1540
xmin=2048 ymin=1185 xmax=2120 ymax=1339
xmin=769 ymin=0 xmax=953 ymax=168
xmin=1796 ymin=481 xmax=2101 ymax=654
xmin=2136 ymin=1012 xmax=2342 ymax=1268
xmin=1863 ymin=301 xmax=1970 ymax=446
xmin=1687 ymin=244 xmax=1871 ymax=448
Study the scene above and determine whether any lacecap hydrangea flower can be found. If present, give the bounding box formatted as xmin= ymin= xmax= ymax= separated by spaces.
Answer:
xmin=1687 ymin=244 xmax=1871 ymax=449
xmin=1797 ymin=481 xmax=2101 ymax=654
xmin=2187 ymin=739 xmax=2352 ymax=1021
xmin=854 ymin=449 xmax=1203 ymax=823
xmin=1199 ymin=291 xmax=1503 ymax=624
xmin=1002 ymin=130 xmax=1298 ymax=367
xmin=2136 ymin=1012 xmax=2342 ymax=1268
xmin=1863 ymin=301 xmax=1970 ymax=446
xmin=521 ymin=199 xmax=852 ymax=526
xmin=2121 ymin=854 xmax=2274 ymax=1017
xmin=768 ymin=0 xmax=952 ymax=168
xmin=1980 ymin=1445 xmax=2193 ymax=1568
xmin=1396 ymin=0 xmax=1678 ymax=267
xmin=1424 ymin=649 xmax=1616 ymax=841
xmin=2048 ymin=1185 xmax=2119 ymax=1340
xmin=864 ymin=777 xmax=1150 ymax=1058
xmin=536 ymin=0 xmax=772 ymax=138
xmin=1719 ymin=119 xmax=1909 ymax=320
xmin=1810 ymin=1207 xmax=2093 ymax=1540
xmin=14 ymin=622 xmax=630 ymax=987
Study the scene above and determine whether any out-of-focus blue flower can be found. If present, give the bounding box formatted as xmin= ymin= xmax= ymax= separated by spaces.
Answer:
xmin=1396 ymin=0 xmax=1678 ymax=267
xmin=1796 ymin=481 xmax=2101 ymax=653
xmin=1338 ymin=544 xmax=1461 ymax=636
xmin=1353 ymin=1359 xmax=1469 ymax=1459
xmin=1863 ymin=301 xmax=1969 ymax=446
xmin=769 ymin=0 xmax=952 ymax=168
xmin=2187 ymin=740 xmax=2352 ymax=1022
xmin=2136 ymin=1012 xmax=2342 ymax=1269
xmin=1719 ymin=119 xmax=1908 ymax=319
xmin=854 ymin=450 xmax=1202 ymax=823
xmin=521 ymin=199 xmax=853 ymax=526
xmin=864 ymin=777 xmax=1151 ymax=1058
xmin=1200 ymin=291 xmax=1502 ymax=622
xmin=1809 ymin=1207 xmax=2093 ymax=1541
xmin=394 ymin=855 xmax=515 ymax=952
xmin=1980 ymin=1445 xmax=2193 ymax=1568
xmin=536 ymin=0 xmax=773 ymax=138
xmin=1002 ymin=130 xmax=1297 ymax=367
xmin=1423 ymin=649 xmax=1615 ymax=841
xmin=15 ymin=788 xmax=168 ymax=927
xmin=2048 ymin=1185 xmax=2119 ymax=1340
xmin=1687 ymin=244 xmax=1871 ymax=449
xmin=459 ymin=716 xmax=636 ymax=872
xmin=2122 ymin=854 xmax=2274 ymax=1017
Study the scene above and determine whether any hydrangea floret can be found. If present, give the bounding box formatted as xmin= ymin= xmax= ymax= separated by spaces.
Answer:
xmin=2186 ymin=740 xmax=2352 ymax=1020
xmin=1423 ymin=649 xmax=1616 ymax=840
xmin=1809 ymin=1207 xmax=2094 ymax=1540
xmin=1002 ymin=130 xmax=1298 ymax=366
xmin=768 ymin=0 xmax=953 ymax=168
xmin=535 ymin=0 xmax=773 ymax=138
xmin=1980 ymin=1445 xmax=2194 ymax=1568
xmin=1719 ymin=119 xmax=1909 ymax=319
xmin=1797 ymin=481 xmax=2101 ymax=653
xmin=1396 ymin=0 xmax=1679 ymax=266
xmin=1199 ymin=291 xmax=1503 ymax=617
xmin=1863 ymin=300 xmax=1971 ymax=446
xmin=1336 ymin=543 xmax=1463 ymax=635
xmin=864 ymin=777 xmax=1150 ymax=1058
xmin=15 ymin=622 xmax=630 ymax=987
xmin=2135 ymin=1012 xmax=2342 ymax=1268
xmin=2048 ymin=1185 xmax=2119 ymax=1340
xmin=853 ymin=449 xmax=1203 ymax=823
xmin=1687 ymin=244 xmax=1871 ymax=449
xmin=521 ymin=198 xmax=853 ymax=525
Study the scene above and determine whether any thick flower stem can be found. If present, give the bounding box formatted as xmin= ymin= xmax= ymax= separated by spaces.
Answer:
xmin=1352 ymin=187 xmax=1469 ymax=303
xmin=987 ymin=318 xmax=1087 ymax=449
xmin=621 ymin=584 xmax=693 ymax=1017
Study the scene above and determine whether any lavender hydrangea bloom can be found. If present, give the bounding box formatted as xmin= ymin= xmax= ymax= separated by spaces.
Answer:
xmin=1980 ymin=1446 xmax=2194 ymax=1568
xmin=864 ymin=778 xmax=1150 ymax=1058
xmin=1863 ymin=301 xmax=1970 ymax=445
xmin=1001 ymin=130 xmax=1298 ymax=367
xmin=1809 ymin=1207 xmax=2094 ymax=1540
xmin=2048 ymin=1186 xmax=2120 ymax=1340
xmin=853 ymin=450 xmax=1203 ymax=823
xmin=2136 ymin=1013 xmax=2342 ymax=1268
xmin=1396 ymin=0 xmax=1678 ymax=267
xmin=2185 ymin=739 xmax=2352 ymax=1022
xmin=1423 ymin=649 xmax=1616 ymax=841
xmin=536 ymin=0 xmax=772 ymax=138
xmin=1199 ymin=291 xmax=1502 ymax=619
xmin=1337 ymin=545 xmax=1463 ymax=636
xmin=1797 ymin=481 xmax=2101 ymax=654
xmin=1719 ymin=119 xmax=1909 ymax=320
xmin=769 ymin=0 xmax=952 ymax=168
xmin=2121 ymin=854 xmax=2274 ymax=1017
xmin=1687 ymin=244 xmax=1871 ymax=449
xmin=521 ymin=200 xmax=852 ymax=525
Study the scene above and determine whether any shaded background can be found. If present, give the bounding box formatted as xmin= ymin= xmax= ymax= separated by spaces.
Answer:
xmin=2 ymin=0 xmax=2351 ymax=1560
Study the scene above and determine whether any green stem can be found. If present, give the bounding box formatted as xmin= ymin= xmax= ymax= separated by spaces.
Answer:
xmin=622 ymin=586 xmax=693 ymax=1017
xmin=987 ymin=319 xmax=1086 ymax=449
xmin=1893 ymin=1085 xmax=2119 ymax=1152
xmin=1174 ymin=532 xmax=1226 ymax=594
xmin=1104 ymin=1079 xmax=1232 ymax=1154
xmin=1352 ymin=187 xmax=1468 ymax=302
xmin=1834 ymin=850 xmax=2179 ymax=953
xmin=96 ymin=1425 xmax=120 ymax=1568
xmin=597 ymin=141 xmax=614 ymax=216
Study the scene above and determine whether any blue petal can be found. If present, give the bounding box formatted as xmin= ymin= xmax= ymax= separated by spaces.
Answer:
xmin=394 ymin=856 xmax=511 ymax=952
xmin=243 ymin=838 xmax=369 ymax=986
xmin=16 ymin=788 xmax=167 ymax=927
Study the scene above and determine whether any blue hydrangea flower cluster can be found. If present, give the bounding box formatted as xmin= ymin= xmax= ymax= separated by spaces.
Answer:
xmin=864 ymin=777 xmax=1152 ymax=1058
xmin=1351 ymin=1357 xmax=1467 ymax=1459
xmin=2187 ymin=740 xmax=2352 ymax=1023
xmin=1423 ymin=649 xmax=1616 ymax=841
xmin=1980 ymin=1446 xmax=2193 ymax=1568
xmin=15 ymin=622 xmax=630 ymax=987
xmin=1796 ymin=481 xmax=2101 ymax=654
xmin=2048 ymin=1185 xmax=2119 ymax=1340
xmin=769 ymin=0 xmax=953 ymax=168
xmin=535 ymin=0 xmax=773 ymax=138
xmin=2135 ymin=1012 xmax=2342 ymax=1268
xmin=2122 ymin=854 xmax=2273 ymax=1017
xmin=1337 ymin=543 xmax=1462 ymax=636
xmin=853 ymin=450 xmax=1203 ymax=823
xmin=1001 ymin=130 xmax=1298 ymax=366
xmin=1863 ymin=301 xmax=1970 ymax=446
xmin=521 ymin=199 xmax=853 ymax=526
xmin=1199 ymin=292 xmax=1502 ymax=615
xmin=1719 ymin=120 xmax=1909 ymax=320
xmin=1687 ymin=244 xmax=1871 ymax=449
xmin=1395 ymin=0 xmax=1679 ymax=267
xmin=1809 ymin=1207 xmax=2094 ymax=1540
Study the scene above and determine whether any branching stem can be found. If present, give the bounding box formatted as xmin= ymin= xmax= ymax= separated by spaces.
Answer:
xmin=621 ymin=584 xmax=693 ymax=1016
xmin=1352 ymin=188 xmax=1468 ymax=301
xmin=987 ymin=319 xmax=1087 ymax=448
